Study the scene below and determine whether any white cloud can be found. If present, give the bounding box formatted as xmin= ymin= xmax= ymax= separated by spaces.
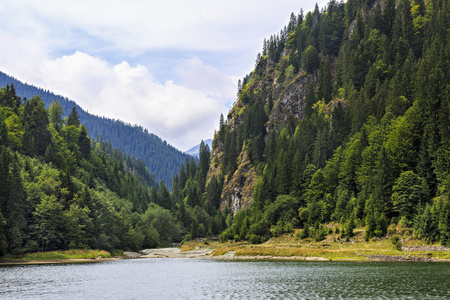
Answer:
xmin=0 ymin=0 xmax=326 ymax=149
xmin=176 ymin=57 xmax=238 ymax=100
xmin=15 ymin=51 xmax=229 ymax=150
xmin=2 ymin=0 xmax=320 ymax=55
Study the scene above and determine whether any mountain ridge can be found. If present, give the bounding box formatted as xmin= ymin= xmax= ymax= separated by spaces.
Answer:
xmin=0 ymin=71 xmax=190 ymax=188
xmin=185 ymin=139 xmax=212 ymax=158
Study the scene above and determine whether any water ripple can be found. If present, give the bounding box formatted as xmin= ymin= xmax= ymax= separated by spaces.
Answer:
xmin=0 ymin=259 xmax=449 ymax=299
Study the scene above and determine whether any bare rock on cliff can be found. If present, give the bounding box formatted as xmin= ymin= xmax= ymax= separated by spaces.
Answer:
xmin=220 ymin=145 xmax=256 ymax=215
xmin=267 ymin=71 xmax=317 ymax=134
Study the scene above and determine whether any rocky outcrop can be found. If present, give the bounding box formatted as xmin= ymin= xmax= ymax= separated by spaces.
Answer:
xmin=123 ymin=251 xmax=142 ymax=258
xmin=400 ymin=245 xmax=450 ymax=252
xmin=363 ymin=254 xmax=438 ymax=262
xmin=220 ymin=145 xmax=257 ymax=215
xmin=139 ymin=248 xmax=213 ymax=258
xmin=267 ymin=72 xmax=311 ymax=133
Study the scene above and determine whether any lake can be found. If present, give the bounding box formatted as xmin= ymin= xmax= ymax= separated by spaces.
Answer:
xmin=1 ymin=258 xmax=449 ymax=299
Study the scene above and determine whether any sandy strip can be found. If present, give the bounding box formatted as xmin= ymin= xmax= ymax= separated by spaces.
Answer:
xmin=139 ymin=248 xmax=213 ymax=258
xmin=137 ymin=248 xmax=332 ymax=261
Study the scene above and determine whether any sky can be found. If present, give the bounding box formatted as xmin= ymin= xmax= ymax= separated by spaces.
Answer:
xmin=0 ymin=0 xmax=323 ymax=151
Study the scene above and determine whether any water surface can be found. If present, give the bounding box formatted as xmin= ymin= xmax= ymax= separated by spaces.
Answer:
xmin=1 ymin=258 xmax=449 ymax=299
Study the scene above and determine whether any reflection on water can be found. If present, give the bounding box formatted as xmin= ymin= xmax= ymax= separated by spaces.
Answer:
xmin=1 ymin=258 xmax=449 ymax=299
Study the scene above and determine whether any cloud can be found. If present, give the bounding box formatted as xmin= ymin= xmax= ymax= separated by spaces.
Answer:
xmin=176 ymin=57 xmax=238 ymax=100
xmin=0 ymin=0 xmax=326 ymax=150
xmin=2 ymin=0 xmax=321 ymax=55
xmin=20 ymin=51 xmax=229 ymax=150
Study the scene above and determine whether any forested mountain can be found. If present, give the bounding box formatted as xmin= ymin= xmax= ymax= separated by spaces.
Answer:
xmin=205 ymin=0 xmax=450 ymax=243
xmin=1 ymin=0 xmax=449 ymax=256
xmin=0 ymin=72 xmax=190 ymax=188
xmin=0 ymin=86 xmax=223 ymax=256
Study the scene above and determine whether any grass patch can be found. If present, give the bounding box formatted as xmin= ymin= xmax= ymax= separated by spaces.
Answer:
xmin=180 ymin=226 xmax=450 ymax=261
xmin=9 ymin=249 xmax=112 ymax=261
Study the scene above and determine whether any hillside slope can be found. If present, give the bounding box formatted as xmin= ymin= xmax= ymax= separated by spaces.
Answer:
xmin=209 ymin=0 xmax=450 ymax=244
xmin=0 ymin=89 xmax=188 ymax=255
xmin=0 ymin=72 xmax=190 ymax=188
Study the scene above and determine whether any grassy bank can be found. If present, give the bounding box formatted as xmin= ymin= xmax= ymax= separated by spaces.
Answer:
xmin=1 ymin=249 xmax=112 ymax=263
xmin=181 ymin=228 xmax=450 ymax=261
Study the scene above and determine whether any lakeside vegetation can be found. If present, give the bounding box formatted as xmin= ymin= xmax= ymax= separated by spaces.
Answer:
xmin=1 ymin=249 xmax=112 ymax=262
xmin=182 ymin=226 xmax=450 ymax=261
xmin=0 ymin=89 xmax=188 ymax=256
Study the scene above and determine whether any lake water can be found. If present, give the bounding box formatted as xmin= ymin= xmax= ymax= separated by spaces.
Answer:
xmin=1 ymin=258 xmax=449 ymax=299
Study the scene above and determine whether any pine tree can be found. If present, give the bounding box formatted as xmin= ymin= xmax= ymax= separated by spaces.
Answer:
xmin=78 ymin=125 xmax=91 ymax=160
xmin=22 ymin=97 xmax=52 ymax=157
xmin=49 ymin=100 xmax=65 ymax=131
xmin=318 ymin=56 xmax=333 ymax=103
xmin=67 ymin=106 xmax=80 ymax=127
xmin=5 ymin=157 xmax=26 ymax=253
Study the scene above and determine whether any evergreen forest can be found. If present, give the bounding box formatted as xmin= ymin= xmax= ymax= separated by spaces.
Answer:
xmin=214 ymin=0 xmax=450 ymax=244
xmin=0 ymin=89 xmax=207 ymax=255
xmin=1 ymin=0 xmax=450 ymax=257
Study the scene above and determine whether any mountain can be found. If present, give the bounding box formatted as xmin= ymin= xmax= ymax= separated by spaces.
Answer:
xmin=2 ymin=0 xmax=448 ymax=251
xmin=204 ymin=0 xmax=450 ymax=243
xmin=185 ymin=139 xmax=212 ymax=158
xmin=0 ymin=71 xmax=190 ymax=188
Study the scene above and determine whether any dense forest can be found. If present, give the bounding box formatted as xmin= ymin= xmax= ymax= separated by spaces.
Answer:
xmin=1 ymin=0 xmax=449 ymax=256
xmin=0 ymin=72 xmax=191 ymax=188
xmin=0 ymin=88 xmax=207 ymax=255
xmin=211 ymin=0 xmax=450 ymax=244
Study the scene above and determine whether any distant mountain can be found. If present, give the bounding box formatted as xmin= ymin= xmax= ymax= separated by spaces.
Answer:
xmin=185 ymin=139 xmax=212 ymax=158
xmin=0 ymin=71 xmax=190 ymax=188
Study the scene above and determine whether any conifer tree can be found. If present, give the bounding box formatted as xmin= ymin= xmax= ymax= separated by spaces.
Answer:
xmin=49 ymin=100 xmax=65 ymax=131
xmin=5 ymin=157 xmax=26 ymax=253
xmin=67 ymin=106 xmax=80 ymax=127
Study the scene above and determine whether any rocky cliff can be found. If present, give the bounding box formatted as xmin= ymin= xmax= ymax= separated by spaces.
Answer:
xmin=209 ymin=50 xmax=322 ymax=215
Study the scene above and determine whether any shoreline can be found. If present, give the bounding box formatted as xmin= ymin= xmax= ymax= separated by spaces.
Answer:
xmin=0 ymin=257 xmax=123 ymax=266
xmin=131 ymin=247 xmax=450 ymax=263
xmin=3 ymin=244 xmax=450 ymax=266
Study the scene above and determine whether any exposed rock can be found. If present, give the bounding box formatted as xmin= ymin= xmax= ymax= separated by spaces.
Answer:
xmin=267 ymin=72 xmax=312 ymax=134
xmin=139 ymin=248 xmax=213 ymax=258
xmin=220 ymin=145 xmax=257 ymax=216
xmin=206 ymin=138 xmax=223 ymax=185
xmin=123 ymin=251 xmax=142 ymax=258
xmin=363 ymin=254 xmax=438 ymax=262
xmin=401 ymin=245 xmax=450 ymax=252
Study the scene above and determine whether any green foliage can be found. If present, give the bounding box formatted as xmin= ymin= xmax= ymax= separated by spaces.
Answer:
xmin=303 ymin=45 xmax=319 ymax=73
xmin=414 ymin=204 xmax=438 ymax=242
xmin=0 ymin=92 xmax=195 ymax=257
xmin=3 ymin=0 xmax=450 ymax=252
xmin=391 ymin=235 xmax=402 ymax=250
xmin=391 ymin=171 xmax=426 ymax=219
xmin=215 ymin=0 xmax=450 ymax=246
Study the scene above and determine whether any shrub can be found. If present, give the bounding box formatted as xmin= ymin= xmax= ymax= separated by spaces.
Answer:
xmin=391 ymin=236 xmax=402 ymax=250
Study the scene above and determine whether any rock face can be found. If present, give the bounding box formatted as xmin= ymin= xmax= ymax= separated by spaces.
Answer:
xmin=207 ymin=48 xmax=338 ymax=216
xmin=267 ymin=72 xmax=315 ymax=134
xmin=220 ymin=145 xmax=257 ymax=216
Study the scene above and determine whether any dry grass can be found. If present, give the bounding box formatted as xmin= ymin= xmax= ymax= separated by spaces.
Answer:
xmin=187 ymin=226 xmax=450 ymax=261
xmin=17 ymin=249 xmax=111 ymax=260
